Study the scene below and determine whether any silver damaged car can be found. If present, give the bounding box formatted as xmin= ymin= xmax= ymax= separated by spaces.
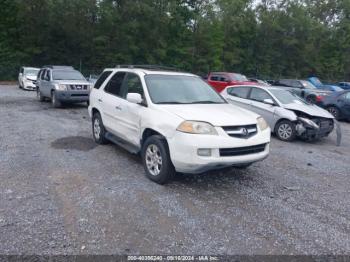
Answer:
xmin=221 ymin=85 xmax=335 ymax=141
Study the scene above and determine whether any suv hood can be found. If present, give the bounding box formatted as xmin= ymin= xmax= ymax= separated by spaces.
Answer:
xmin=52 ymin=80 xmax=90 ymax=85
xmin=159 ymin=103 xmax=259 ymax=126
xmin=283 ymin=103 xmax=334 ymax=119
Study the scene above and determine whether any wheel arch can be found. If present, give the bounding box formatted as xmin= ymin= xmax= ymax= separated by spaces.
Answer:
xmin=141 ymin=128 xmax=167 ymax=146
xmin=273 ymin=118 xmax=297 ymax=133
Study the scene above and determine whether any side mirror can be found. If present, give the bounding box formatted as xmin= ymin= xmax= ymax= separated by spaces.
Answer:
xmin=263 ymin=98 xmax=274 ymax=105
xmin=127 ymin=93 xmax=143 ymax=104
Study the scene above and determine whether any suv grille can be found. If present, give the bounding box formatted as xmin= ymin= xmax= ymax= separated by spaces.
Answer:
xmin=222 ymin=124 xmax=257 ymax=138
xmin=69 ymin=85 xmax=88 ymax=90
xmin=219 ymin=143 xmax=267 ymax=157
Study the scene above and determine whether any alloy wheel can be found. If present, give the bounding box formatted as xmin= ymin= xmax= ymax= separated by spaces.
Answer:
xmin=278 ymin=124 xmax=293 ymax=140
xmin=327 ymin=107 xmax=338 ymax=119
xmin=145 ymin=144 xmax=163 ymax=176
xmin=93 ymin=118 xmax=101 ymax=140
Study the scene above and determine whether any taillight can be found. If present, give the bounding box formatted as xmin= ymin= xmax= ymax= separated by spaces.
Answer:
xmin=315 ymin=95 xmax=324 ymax=102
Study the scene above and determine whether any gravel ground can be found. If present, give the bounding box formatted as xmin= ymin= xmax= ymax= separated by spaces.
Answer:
xmin=0 ymin=85 xmax=349 ymax=255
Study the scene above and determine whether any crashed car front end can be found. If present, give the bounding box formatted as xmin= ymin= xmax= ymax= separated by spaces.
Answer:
xmin=295 ymin=116 xmax=334 ymax=140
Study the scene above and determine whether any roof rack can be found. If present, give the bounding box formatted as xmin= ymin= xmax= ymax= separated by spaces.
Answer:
xmin=115 ymin=65 xmax=181 ymax=72
xmin=43 ymin=65 xmax=74 ymax=70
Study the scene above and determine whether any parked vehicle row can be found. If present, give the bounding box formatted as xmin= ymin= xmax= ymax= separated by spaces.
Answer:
xmin=16 ymin=65 xmax=344 ymax=184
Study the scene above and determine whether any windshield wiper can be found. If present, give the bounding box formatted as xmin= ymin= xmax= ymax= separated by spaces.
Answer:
xmin=156 ymin=101 xmax=186 ymax=104
xmin=189 ymin=101 xmax=222 ymax=104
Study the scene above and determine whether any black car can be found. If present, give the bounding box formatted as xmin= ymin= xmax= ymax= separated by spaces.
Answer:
xmin=273 ymin=79 xmax=331 ymax=103
xmin=317 ymin=91 xmax=350 ymax=120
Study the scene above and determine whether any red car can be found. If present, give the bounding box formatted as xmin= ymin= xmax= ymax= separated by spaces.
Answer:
xmin=207 ymin=72 xmax=257 ymax=92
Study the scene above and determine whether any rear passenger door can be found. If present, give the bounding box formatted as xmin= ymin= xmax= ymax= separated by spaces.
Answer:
xmin=225 ymin=86 xmax=252 ymax=111
xmin=101 ymin=71 xmax=127 ymax=138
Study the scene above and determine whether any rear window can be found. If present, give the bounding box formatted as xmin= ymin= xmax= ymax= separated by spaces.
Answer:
xmin=94 ymin=71 xmax=112 ymax=89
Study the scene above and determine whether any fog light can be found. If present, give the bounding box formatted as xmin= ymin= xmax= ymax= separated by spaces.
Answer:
xmin=197 ymin=148 xmax=212 ymax=156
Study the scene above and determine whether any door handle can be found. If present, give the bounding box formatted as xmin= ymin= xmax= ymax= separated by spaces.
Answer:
xmin=115 ymin=106 xmax=122 ymax=110
xmin=98 ymin=99 xmax=103 ymax=102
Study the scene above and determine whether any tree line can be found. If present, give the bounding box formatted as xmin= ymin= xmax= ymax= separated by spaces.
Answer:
xmin=0 ymin=0 xmax=350 ymax=81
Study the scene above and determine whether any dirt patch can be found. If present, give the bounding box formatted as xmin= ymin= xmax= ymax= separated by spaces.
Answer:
xmin=51 ymin=136 xmax=97 ymax=151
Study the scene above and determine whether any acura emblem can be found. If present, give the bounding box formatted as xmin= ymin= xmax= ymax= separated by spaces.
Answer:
xmin=242 ymin=128 xmax=248 ymax=136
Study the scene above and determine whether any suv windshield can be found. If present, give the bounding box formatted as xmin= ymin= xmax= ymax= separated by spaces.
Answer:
xmin=270 ymin=89 xmax=308 ymax=105
xmin=24 ymin=69 xmax=39 ymax=75
xmin=53 ymin=70 xmax=85 ymax=80
xmin=145 ymin=75 xmax=226 ymax=104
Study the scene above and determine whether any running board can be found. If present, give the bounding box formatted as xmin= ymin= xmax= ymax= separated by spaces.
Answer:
xmin=105 ymin=132 xmax=140 ymax=154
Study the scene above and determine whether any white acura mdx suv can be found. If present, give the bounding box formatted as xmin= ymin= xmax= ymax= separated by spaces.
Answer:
xmin=88 ymin=66 xmax=270 ymax=184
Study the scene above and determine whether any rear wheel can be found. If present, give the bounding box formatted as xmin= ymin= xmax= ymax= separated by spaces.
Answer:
xmin=327 ymin=106 xmax=340 ymax=120
xmin=275 ymin=120 xmax=296 ymax=142
xmin=306 ymin=95 xmax=316 ymax=104
xmin=37 ymin=88 xmax=45 ymax=102
xmin=142 ymin=135 xmax=175 ymax=184
xmin=92 ymin=112 xmax=108 ymax=144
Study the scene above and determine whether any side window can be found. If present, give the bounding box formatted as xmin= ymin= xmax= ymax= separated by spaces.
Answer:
xmin=124 ymin=73 xmax=144 ymax=96
xmin=45 ymin=70 xmax=51 ymax=81
xmin=210 ymin=75 xmax=219 ymax=81
xmin=20 ymin=67 xmax=24 ymax=74
xmin=94 ymin=71 xmax=112 ymax=89
xmin=219 ymin=76 xmax=228 ymax=82
xmin=41 ymin=69 xmax=46 ymax=80
xmin=249 ymin=88 xmax=273 ymax=102
xmin=104 ymin=72 xmax=127 ymax=97
xmin=279 ymin=80 xmax=290 ymax=86
xmin=228 ymin=87 xmax=250 ymax=99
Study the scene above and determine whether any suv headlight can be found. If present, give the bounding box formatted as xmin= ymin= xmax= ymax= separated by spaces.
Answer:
xmin=177 ymin=121 xmax=218 ymax=135
xmin=257 ymin=117 xmax=269 ymax=131
xmin=55 ymin=84 xmax=67 ymax=91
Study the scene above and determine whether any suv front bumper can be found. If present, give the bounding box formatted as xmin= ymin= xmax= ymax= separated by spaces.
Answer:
xmin=55 ymin=90 xmax=90 ymax=102
xmin=167 ymin=128 xmax=270 ymax=174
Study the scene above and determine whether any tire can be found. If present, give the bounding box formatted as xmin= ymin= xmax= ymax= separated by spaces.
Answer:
xmin=142 ymin=135 xmax=175 ymax=184
xmin=92 ymin=112 xmax=108 ymax=144
xmin=306 ymin=95 xmax=316 ymax=104
xmin=37 ymin=88 xmax=45 ymax=102
xmin=275 ymin=120 xmax=296 ymax=142
xmin=327 ymin=106 xmax=340 ymax=120
xmin=51 ymin=91 xmax=62 ymax=108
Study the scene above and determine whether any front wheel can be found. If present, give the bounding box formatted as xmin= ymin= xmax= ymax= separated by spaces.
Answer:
xmin=51 ymin=91 xmax=62 ymax=108
xmin=142 ymin=135 xmax=175 ymax=184
xmin=275 ymin=120 xmax=296 ymax=142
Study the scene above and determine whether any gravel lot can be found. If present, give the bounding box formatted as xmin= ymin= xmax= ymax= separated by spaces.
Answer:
xmin=0 ymin=85 xmax=349 ymax=255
